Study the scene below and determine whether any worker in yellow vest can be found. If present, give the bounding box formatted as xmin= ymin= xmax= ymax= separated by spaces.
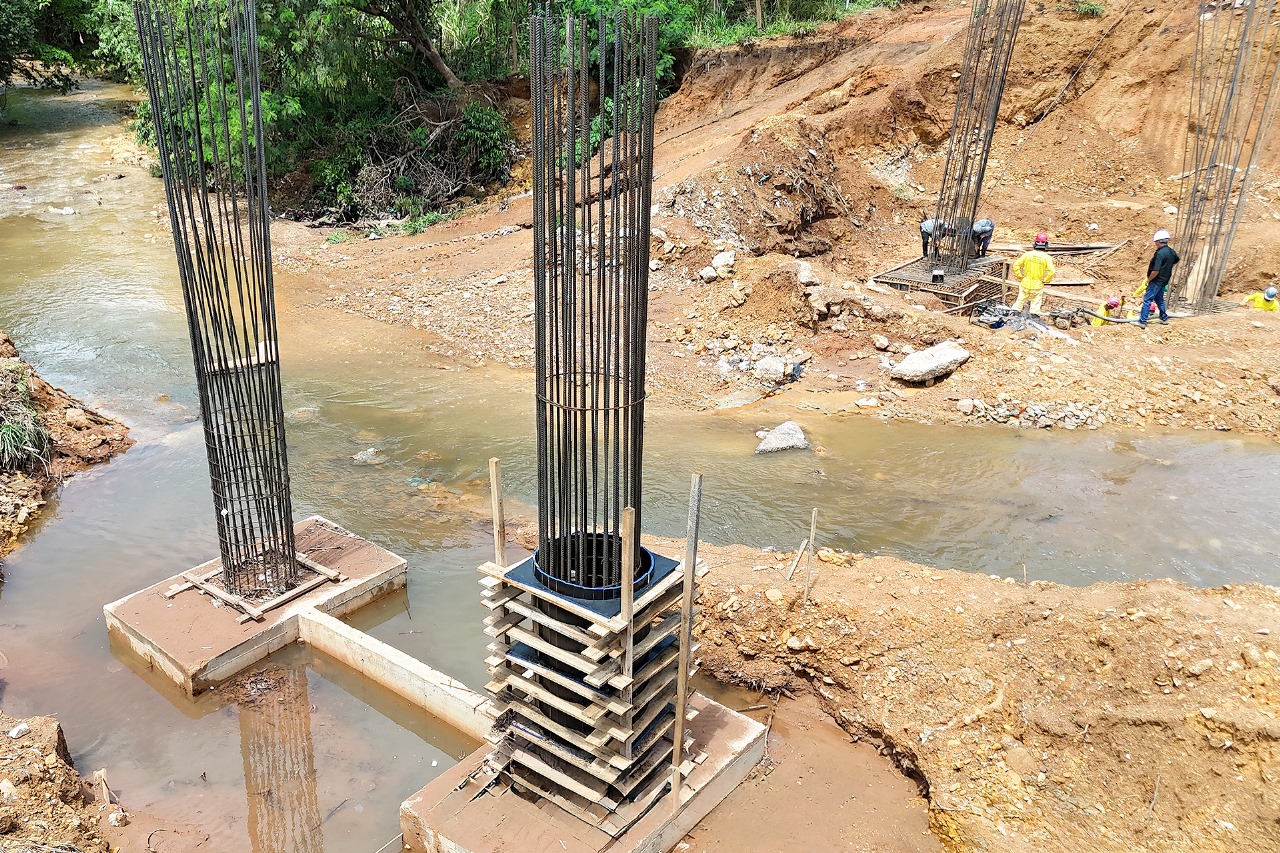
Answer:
xmin=1242 ymin=287 xmax=1279 ymax=311
xmin=1091 ymin=297 xmax=1122 ymax=326
xmin=1011 ymin=233 xmax=1056 ymax=315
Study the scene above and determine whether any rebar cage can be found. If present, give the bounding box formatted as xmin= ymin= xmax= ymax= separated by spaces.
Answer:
xmin=930 ymin=0 xmax=1026 ymax=272
xmin=1171 ymin=0 xmax=1280 ymax=311
xmin=134 ymin=0 xmax=298 ymax=596
xmin=530 ymin=12 xmax=658 ymax=600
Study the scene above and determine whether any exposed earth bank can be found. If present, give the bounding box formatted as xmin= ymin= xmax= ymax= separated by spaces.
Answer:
xmin=0 ymin=332 xmax=133 ymax=563
xmin=682 ymin=537 xmax=1280 ymax=852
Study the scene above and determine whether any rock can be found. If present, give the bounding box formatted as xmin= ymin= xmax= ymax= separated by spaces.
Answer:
xmin=352 ymin=447 xmax=384 ymax=464
xmin=698 ymin=266 xmax=718 ymax=282
xmin=765 ymin=588 xmax=784 ymax=603
xmin=957 ymin=398 xmax=976 ymax=415
xmin=786 ymin=636 xmax=804 ymax=651
xmin=711 ymin=250 xmax=736 ymax=272
xmin=648 ymin=259 xmax=662 ymax=271
xmin=873 ymin=334 xmax=891 ymax=351
xmin=63 ymin=407 xmax=92 ymax=430
xmin=1200 ymin=707 xmax=1218 ymax=719
xmin=753 ymin=355 xmax=788 ymax=382
xmin=1163 ymin=204 xmax=1178 ymax=215
xmin=794 ymin=261 xmax=820 ymax=287
xmin=856 ymin=397 xmax=880 ymax=407
xmin=1187 ymin=658 xmax=1214 ymax=676
xmin=890 ymin=340 xmax=971 ymax=384
xmin=755 ymin=421 xmax=810 ymax=454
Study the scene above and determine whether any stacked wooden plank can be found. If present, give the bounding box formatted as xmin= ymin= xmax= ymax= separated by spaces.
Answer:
xmin=478 ymin=558 xmax=701 ymax=835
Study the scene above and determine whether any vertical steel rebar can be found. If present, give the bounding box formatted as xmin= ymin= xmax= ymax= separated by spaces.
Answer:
xmin=134 ymin=0 xmax=298 ymax=596
xmin=530 ymin=12 xmax=658 ymax=601
xmin=930 ymin=0 xmax=1026 ymax=272
xmin=1172 ymin=1 xmax=1280 ymax=310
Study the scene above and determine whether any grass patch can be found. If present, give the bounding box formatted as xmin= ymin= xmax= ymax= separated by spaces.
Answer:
xmin=1074 ymin=0 xmax=1105 ymax=16
xmin=685 ymin=0 xmax=899 ymax=50
xmin=0 ymin=361 xmax=50 ymax=473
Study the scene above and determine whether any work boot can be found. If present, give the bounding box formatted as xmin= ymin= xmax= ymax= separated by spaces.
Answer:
xmin=1159 ymin=318 xmax=1169 ymax=325
xmin=1137 ymin=323 xmax=1147 ymax=330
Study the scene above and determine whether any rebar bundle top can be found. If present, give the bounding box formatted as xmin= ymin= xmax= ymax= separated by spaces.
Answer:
xmin=134 ymin=0 xmax=298 ymax=596
xmin=931 ymin=0 xmax=1026 ymax=272
xmin=529 ymin=12 xmax=659 ymax=601
xmin=1172 ymin=0 xmax=1280 ymax=310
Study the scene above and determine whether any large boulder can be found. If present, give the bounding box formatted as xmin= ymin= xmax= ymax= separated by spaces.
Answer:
xmin=890 ymin=340 xmax=971 ymax=384
xmin=754 ymin=421 xmax=810 ymax=454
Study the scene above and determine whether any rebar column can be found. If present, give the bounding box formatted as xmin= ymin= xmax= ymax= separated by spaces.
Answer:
xmin=530 ymin=11 xmax=658 ymax=601
xmin=134 ymin=0 xmax=298 ymax=596
xmin=1172 ymin=0 xmax=1280 ymax=310
xmin=930 ymin=0 xmax=1026 ymax=271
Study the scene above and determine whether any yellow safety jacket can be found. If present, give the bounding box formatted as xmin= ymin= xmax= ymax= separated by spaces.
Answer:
xmin=1012 ymin=250 xmax=1055 ymax=290
xmin=1090 ymin=303 xmax=1120 ymax=326
xmin=1242 ymin=292 xmax=1279 ymax=311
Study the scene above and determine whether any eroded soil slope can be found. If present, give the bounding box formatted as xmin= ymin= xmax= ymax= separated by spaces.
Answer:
xmin=0 ymin=331 xmax=133 ymax=560
xmin=687 ymin=540 xmax=1280 ymax=853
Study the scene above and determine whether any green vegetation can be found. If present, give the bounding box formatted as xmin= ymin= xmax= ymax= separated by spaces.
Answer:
xmin=3 ymin=0 xmax=902 ymax=213
xmin=1074 ymin=0 xmax=1105 ymax=16
xmin=0 ymin=361 xmax=50 ymax=473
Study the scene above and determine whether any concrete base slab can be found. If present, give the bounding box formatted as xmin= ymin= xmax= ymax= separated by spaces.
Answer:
xmin=104 ymin=515 xmax=407 ymax=696
xmin=401 ymin=692 xmax=766 ymax=853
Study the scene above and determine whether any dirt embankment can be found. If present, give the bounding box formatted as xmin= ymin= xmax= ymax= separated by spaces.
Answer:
xmin=0 ymin=331 xmax=133 ymax=562
xmin=685 ymin=539 xmax=1280 ymax=853
xmin=270 ymin=0 xmax=1280 ymax=439
xmin=0 ymin=710 xmax=209 ymax=852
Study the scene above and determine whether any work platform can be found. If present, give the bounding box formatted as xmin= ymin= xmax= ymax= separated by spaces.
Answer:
xmin=873 ymin=255 xmax=1007 ymax=310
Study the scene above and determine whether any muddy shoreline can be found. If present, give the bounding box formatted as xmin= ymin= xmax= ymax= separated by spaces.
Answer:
xmin=0 ymin=332 xmax=133 ymax=564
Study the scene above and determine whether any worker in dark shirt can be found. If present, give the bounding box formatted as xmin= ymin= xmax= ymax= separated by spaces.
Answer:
xmin=1138 ymin=229 xmax=1179 ymax=329
xmin=971 ymin=218 xmax=995 ymax=256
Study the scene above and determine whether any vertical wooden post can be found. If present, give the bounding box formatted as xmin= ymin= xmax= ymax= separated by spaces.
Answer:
xmin=802 ymin=507 xmax=817 ymax=603
xmin=620 ymin=507 xmax=637 ymax=760
xmin=489 ymin=457 xmax=506 ymax=568
xmin=510 ymin=20 xmax=518 ymax=72
xmin=756 ymin=0 xmax=763 ymax=32
xmin=671 ymin=474 xmax=702 ymax=812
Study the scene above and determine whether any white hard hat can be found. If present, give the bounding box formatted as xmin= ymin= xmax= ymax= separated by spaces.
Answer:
xmin=1153 ymin=229 xmax=1171 ymax=242
xmin=1266 ymin=286 xmax=1278 ymax=301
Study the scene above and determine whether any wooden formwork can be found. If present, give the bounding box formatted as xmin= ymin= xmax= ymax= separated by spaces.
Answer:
xmin=478 ymin=558 xmax=702 ymax=836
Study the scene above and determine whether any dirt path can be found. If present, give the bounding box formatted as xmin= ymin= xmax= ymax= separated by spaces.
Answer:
xmin=0 ymin=332 xmax=133 ymax=563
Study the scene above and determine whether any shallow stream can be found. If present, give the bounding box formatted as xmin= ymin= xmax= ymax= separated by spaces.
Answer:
xmin=2 ymin=82 xmax=1278 ymax=851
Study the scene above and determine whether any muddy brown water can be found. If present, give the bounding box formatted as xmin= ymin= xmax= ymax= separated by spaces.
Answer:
xmin=3 ymin=82 xmax=1279 ymax=851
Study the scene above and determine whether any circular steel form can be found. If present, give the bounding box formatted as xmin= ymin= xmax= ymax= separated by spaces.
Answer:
xmin=533 ymin=532 xmax=655 ymax=601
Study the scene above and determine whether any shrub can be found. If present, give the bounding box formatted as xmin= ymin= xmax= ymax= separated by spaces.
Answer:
xmin=1074 ymin=0 xmax=1105 ymax=16
xmin=0 ymin=361 xmax=49 ymax=472
xmin=454 ymin=101 xmax=511 ymax=184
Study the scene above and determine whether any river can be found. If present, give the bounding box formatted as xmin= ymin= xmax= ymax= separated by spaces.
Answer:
xmin=2 ymin=81 xmax=1278 ymax=851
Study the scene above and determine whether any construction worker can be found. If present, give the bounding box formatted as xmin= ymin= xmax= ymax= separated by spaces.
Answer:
xmin=1011 ymin=233 xmax=1056 ymax=315
xmin=1242 ymin=286 xmax=1279 ymax=311
xmin=1091 ymin=297 xmax=1123 ymax=326
xmin=920 ymin=218 xmax=944 ymax=257
xmin=971 ymin=219 xmax=995 ymax=256
xmin=1138 ymin=229 xmax=1179 ymax=328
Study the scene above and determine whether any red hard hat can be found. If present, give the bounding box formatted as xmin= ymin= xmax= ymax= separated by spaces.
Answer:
xmin=1035 ymin=232 xmax=1049 ymax=244
xmin=1106 ymin=298 xmax=1120 ymax=308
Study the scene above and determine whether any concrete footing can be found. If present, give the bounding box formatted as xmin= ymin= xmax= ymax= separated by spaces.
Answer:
xmin=399 ymin=692 xmax=766 ymax=853
xmin=104 ymin=515 xmax=410 ymax=696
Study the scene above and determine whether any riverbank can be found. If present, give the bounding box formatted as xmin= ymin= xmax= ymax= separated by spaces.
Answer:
xmin=0 ymin=332 xmax=133 ymax=562
xmin=679 ymin=535 xmax=1280 ymax=852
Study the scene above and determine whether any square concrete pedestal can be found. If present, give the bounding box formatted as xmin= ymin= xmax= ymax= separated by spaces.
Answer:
xmin=400 ymin=692 xmax=766 ymax=853
xmin=104 ymin=515 xmax=408 ymax=696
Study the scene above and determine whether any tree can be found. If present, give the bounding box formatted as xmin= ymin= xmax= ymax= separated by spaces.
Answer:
xmin=344 ymin=0 xmax=463 ymax=88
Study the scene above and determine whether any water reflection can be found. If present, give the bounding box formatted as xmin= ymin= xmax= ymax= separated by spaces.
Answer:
xmin=239 ymin=667 xmax=324 ymax=853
